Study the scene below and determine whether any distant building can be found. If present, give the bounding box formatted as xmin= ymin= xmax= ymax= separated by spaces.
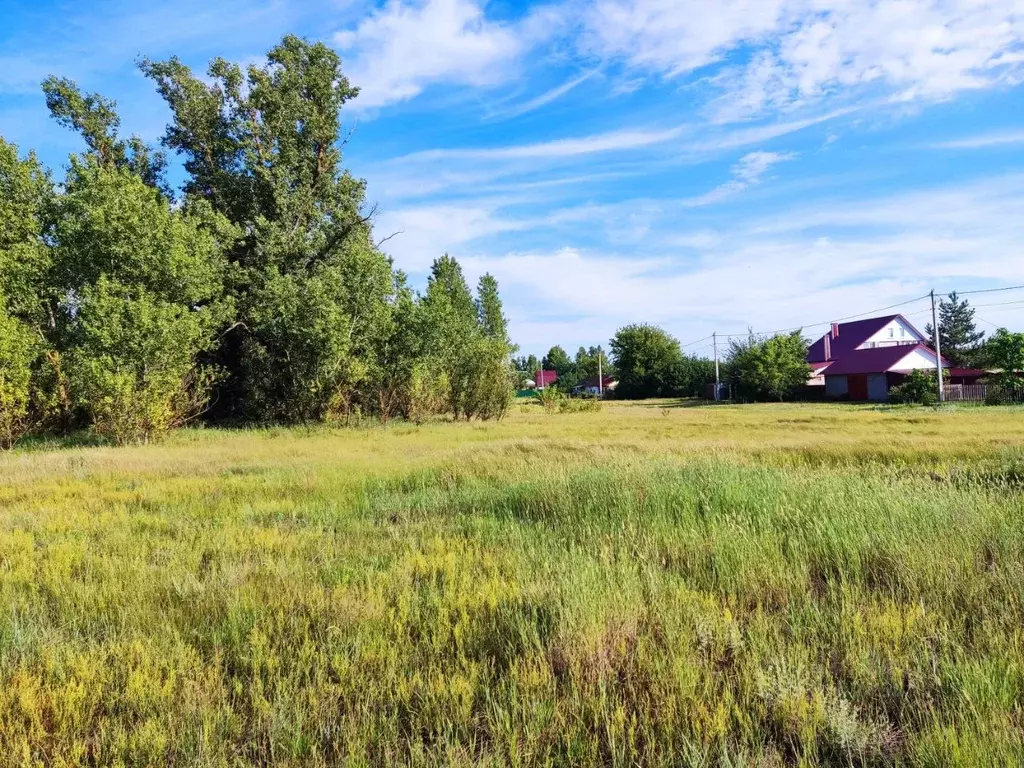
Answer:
xmin=534 ymin=370 xmax=558 ymax=390
xmin=571 ymin=375 xmax=618 ymax=396
xmin=807 ymin=314 xmax=986 ymax=401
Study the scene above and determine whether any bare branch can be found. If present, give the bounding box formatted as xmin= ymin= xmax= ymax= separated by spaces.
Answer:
xmin=375 ymin=230 xmax=403 ymax=248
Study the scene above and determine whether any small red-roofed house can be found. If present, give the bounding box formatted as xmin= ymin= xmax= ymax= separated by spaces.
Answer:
xmin=534 ymin=370 xmax=559 ymax=389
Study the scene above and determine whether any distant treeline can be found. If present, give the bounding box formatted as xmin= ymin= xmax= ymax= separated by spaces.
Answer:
xmin=519 ymin=325 xmax=810 ymax=402
xmin=527 ymin=294 xmax=1024 ymax=405
xmin=0 ymin=36 xmax=515 ymax=447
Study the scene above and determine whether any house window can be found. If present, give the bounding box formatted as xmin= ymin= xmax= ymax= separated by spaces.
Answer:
xmin=900 ymin=327 xmax=905 ymax=338
xmin=889 ymin=328 xmax=894 ymax=338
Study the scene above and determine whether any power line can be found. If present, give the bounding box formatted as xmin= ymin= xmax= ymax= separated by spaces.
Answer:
xmin=716 ymin=293 xmax=931 ymax=339
xmin=683 ymin=284 xmax=1023 ymax=351
xmin=679 ymin=334 xmax=714 ymax=349
xmin=969 ymin=298 xmax=1024 ymax=310
xmin=957 ymin=284 xmax=1024 ymax=296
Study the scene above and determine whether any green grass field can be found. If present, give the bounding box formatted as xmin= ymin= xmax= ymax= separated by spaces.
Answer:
xmin=2 ymin=402 xmax=1024 ymax=766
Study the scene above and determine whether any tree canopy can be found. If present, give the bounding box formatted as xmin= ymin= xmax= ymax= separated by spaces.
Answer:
xmin=0 ymin=36 xmax=515 ymax=446
xmin=728 ymin=331 xmax=810 ymax=402
xmin=925 ymin=292 xmax=985 ymax=368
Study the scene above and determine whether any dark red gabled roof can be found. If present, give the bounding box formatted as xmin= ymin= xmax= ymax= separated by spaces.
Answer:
xmin=535 ymin=370 xmax=558 ymax=387
xmin=807 ymin=315 xmax=898 ymax=363
xmin=821 ymin=344 xmax=935 ymax=375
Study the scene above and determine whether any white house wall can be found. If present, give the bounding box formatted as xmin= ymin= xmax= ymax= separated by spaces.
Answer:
xmin=894 ymin=346 xmax=941 ymax=371
xmin=857 ymin=318 xmax=923 ymax=349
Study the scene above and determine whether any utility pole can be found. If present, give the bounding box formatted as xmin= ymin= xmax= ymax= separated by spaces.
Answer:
xmin=713 ymin=332 xmax=720 ymax=401
xmin=930 ymin=290 xmax=945 ymax=403
xmin=597 ymin=349 xmax=604 ymax=398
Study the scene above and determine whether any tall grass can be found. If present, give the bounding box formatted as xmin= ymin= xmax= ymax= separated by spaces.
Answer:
xmin=1 ymin=402 xmax=1023 ymax=765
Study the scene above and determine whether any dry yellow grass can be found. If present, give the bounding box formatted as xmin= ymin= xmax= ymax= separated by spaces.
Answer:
xmin=2 ymin=401 xmax=1023 ymax=765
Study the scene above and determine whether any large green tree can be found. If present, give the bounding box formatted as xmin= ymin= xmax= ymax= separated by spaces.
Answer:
xmin=141 ymin=36 xmax=396 ymax=422
xmin=35 ymin=77 xmax=234 ymax=442
xmin=984 ymin=328 xmax=1024 ymax=383
xmin=1 ymin=37 xmax=519 ymax=441
xmin=727 ymin=331 xmax=810 ymax=401
xmin=420 ymin=256 xmax=513 ymax=420
xmin=542 ymin=345 xmax=573 ymax=376
xmin=925 ymin=292 xmax=985 ymax=368
xmin=610 ymin=324 xmax=685 ymax=399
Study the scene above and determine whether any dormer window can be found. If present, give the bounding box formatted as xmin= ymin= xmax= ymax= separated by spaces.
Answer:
xmin=889 ymin=328 xmax=894 ymax=338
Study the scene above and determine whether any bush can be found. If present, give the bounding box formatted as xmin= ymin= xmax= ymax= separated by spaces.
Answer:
xmin=889 ymin=370 xmax=939 ymax=405
xmin=728 ymin=331 xmax=809 ymax=402
xmin=534 ymin=387 xmax=563 ymax=412
xmin=67 ymin=279 xmax=222 ymax=444
xmin=558 ymin=396 xmax=602 ymax=413
xmin=985 ymin=383 xmax=1009 ymax=406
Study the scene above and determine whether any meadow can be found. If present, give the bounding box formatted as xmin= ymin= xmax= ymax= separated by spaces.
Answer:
xmin=1 ymin=401 xmax=1023 ymax=766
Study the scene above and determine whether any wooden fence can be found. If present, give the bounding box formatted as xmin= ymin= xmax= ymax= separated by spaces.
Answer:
xmin=945 ymin=384 xmax=1024 ymax=403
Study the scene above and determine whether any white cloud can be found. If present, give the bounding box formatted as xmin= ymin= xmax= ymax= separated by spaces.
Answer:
xmin=682 ymin=150 xmax=795 ymax=207
xmin=584 ymin=0 xmax=789 ymax=77
xmin=334 ymin=0 xmax=523 ymax=108
xmin=455 ymin=175 xmax=1024 ymax=350
xmin=584 ymin=0 xmax=1024 ymax=120
xmin=374 ymin=200 xmax=532 ymax=271
xmin=490 ymin=68 xmax=601 ymax=118
xmin=400 ymin=123 xmax=690 ymax=161
xmin=931 ymin=131 xmax=1024 ymax=149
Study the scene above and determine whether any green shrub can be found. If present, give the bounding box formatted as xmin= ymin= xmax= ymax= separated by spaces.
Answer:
xmin=558 ymin=396 xmax=602 ymax=413
xmin=67 ymin=279 xmax=221 ymax=444
xmin=985 ymin=384 xmax=1008 ymax=406
xmin=890 ymin=370 xmax=940 ymax=405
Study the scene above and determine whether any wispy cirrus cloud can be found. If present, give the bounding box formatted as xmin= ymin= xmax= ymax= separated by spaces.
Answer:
xmin=929 ymin=131 xmax=1024 ymax=150
xmin=488 ymin=68 xmax=601 ymax=118
xmin=681 ymin=150 xmax=795 ymax=207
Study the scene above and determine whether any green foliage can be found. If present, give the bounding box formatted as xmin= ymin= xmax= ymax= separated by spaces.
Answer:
xmin=610 ymin=324 xmax=686 ymax=399
xmin=984 ymin=383 xmax=1009 ymax=406
xmin=557 ymin=395 xmax=602 ymax=413
xmin=0 ymin=36 xmax=517 ymax=442
xmin=543 ymin=345 xmax=573 ymax=375
xmin=141 ymin=37 xmax=396 ymax=423
xmin=728 ymin=331 xmax=810 ymax=401
xmin=0 ymin=304 xmax=38 ymax=448
xmin=984 ymin=328 xmax=1024 ymax=387
xmin=49 ymin=161 xmax=230 ymax=442
xmin=52 ymin=162 xmax=228 ymax=307
xmin=888 ymin=369 xmax=940 ymax=406
xmin=534 ymin=385 xmax=563 ymax=411
xmin=66 ymin=279 xmax=222 ymax=444
xmin=421 ymin=257 xmax=513 ymax=421
xmin=0 ymin=138 xmax=54 ymax=325
xmin=925 ymin=292 xmax=985 ymax=368
xmin=42 ymin=76 xmax=168 ymax=191
xmin=0 ymin=139 xmax=56 ymax=445
xmin=674 ymin=355 xmax=716 ymax=398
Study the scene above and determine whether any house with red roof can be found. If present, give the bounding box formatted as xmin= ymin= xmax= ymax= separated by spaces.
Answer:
xmin=808 ymin=314 xmax=984 ymax=401
xmin=534 ymin=370 xmax=558 ymax=389
xmin=571 ymin=375 xmax=619 ymax=396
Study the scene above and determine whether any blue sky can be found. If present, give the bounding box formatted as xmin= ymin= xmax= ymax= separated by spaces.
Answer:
xmin=2 ymin=0 xmax=1023 ymax=356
